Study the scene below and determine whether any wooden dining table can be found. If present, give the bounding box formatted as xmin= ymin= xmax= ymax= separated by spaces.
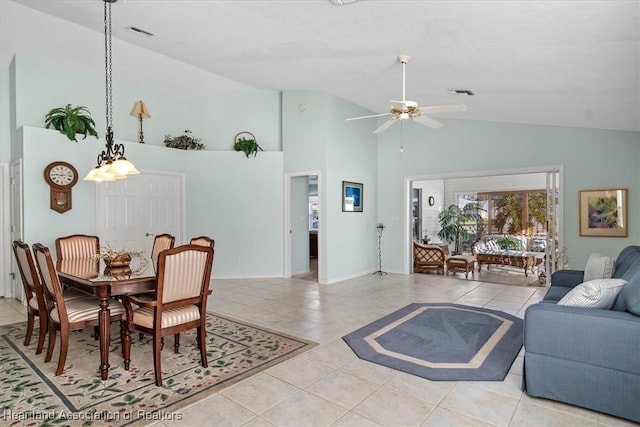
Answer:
xmin=57 ymin=258 xmax=156 ymax=380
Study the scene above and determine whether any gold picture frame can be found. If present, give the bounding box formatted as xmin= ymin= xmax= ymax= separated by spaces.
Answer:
xmin=579 ymin=189 xmax=628 ymax=237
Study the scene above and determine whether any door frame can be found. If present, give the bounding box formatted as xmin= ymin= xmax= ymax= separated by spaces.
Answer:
xmin=405 ymin=165 xmax=564 ymax=277
xmin=0 ymin=162 xmax=10 ymax=298
xmin=284 ymin=170 xmax=322 ymax=282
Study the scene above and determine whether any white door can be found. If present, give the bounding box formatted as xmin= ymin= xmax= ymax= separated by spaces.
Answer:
xmin=96 ymin=172 xmax=184 ymax=256
xmin=9 ymin=160 xmax=23 ymax=300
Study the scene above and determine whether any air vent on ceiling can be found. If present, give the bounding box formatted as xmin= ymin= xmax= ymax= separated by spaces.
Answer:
xmin=127 ymin=26 xmax=154 ymax=37
xmin=448 ymin=89 xmax=474 ymax=96
xmin=329 ymin=0 xmax=359 ymax=5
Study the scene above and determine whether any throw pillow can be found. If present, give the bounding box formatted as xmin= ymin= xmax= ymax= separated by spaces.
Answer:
xmin=583 ymin=253 xmax=615 ymax=282
xmin=558 ymin=278 xmax=628 ymax=309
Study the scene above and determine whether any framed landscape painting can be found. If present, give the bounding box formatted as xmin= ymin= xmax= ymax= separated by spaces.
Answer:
xmin=579 ymin=189 xmax=628 ymax=237
xmin=342 ymin=181 xmax=363 ymax=212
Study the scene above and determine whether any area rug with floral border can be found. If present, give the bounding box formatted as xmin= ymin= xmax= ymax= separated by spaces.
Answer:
xmin=343 ymin=303 xmax=523 ymax=381
xmin=0 ymin=313 xmax=315 ymax=426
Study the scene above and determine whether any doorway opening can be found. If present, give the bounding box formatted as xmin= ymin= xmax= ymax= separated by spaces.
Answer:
xmin=407 ymin=166 xmax=562 ymax=287
xmin=285 ymin=172 xmax=321 ymax=283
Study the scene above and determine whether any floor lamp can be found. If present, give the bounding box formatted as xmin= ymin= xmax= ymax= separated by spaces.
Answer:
xmin=374 ymin=223 xmax=387 ymax=276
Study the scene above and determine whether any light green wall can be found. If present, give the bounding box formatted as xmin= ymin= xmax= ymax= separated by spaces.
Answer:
xmin=11 ymin=54 xmax=281 ymax=151
xmin=377 ymin=119 xmax=640 ymax=272
xmin=282 ymin=91 xmax=379 ymax=283
xmin=20 ymin=126 xmax=284 ymax=278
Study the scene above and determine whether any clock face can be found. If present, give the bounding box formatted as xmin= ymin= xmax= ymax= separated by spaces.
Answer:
xmin=44 ymin=161 xmax=78 ymax=188
xmin=49 ymin=165 xmax=75 ymax=186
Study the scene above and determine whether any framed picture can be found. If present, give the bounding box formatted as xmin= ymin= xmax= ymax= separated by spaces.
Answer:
xmin=342 ymin=181 xmax=363 ymax=212
xmin=579 ymin=189 xmax=628 ymax=237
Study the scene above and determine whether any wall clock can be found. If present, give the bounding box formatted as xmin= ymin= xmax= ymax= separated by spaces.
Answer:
xmin=44 ymin=161 xmax=78 ymax=213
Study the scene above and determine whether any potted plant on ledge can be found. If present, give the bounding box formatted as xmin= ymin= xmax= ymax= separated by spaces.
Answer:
xmin=164 ymin=130 xmax=205 ymax=150
xmin=233 ymin=131 xmax=263 ymax=158
xmin=45 ymin=104 xmax=99 ymax=142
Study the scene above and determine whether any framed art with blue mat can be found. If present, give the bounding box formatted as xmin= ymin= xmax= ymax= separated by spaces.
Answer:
xmin=342 ymin=303 xmax=523 ymax=381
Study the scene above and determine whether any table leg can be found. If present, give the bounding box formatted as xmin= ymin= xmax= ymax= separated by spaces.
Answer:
xmin=97 ymin=288 xmax=111 ymax=380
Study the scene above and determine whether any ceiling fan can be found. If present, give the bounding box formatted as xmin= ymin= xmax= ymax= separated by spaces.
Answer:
xmin=346 ymin=55 xmax=467 ymax=134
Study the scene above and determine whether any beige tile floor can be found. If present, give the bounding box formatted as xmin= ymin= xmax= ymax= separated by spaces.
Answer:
xmin=1 ymin=273 xmax=636 ymax=427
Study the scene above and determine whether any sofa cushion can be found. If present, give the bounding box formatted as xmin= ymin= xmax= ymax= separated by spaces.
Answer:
xmin=544 ymin=286 xmax=575 ymax=302
xmin=558 ymin=278 xmax=627 ymax=309
xmin=612 ymin=276 xmax=640 ymax=315
xmin=583 ymin=253 xmax=615 ymax=282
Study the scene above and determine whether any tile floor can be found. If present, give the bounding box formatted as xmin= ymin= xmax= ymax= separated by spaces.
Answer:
xmin=1 ymin=273 xmax=636 ymax=427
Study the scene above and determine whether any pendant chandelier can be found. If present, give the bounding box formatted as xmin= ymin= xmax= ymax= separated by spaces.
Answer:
xmin=84 ymin=0 xmax=139 ymax=182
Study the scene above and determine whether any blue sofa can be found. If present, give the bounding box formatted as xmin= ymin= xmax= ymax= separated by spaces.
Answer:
xmin=522 ymin=245 xmax=640 ymax=423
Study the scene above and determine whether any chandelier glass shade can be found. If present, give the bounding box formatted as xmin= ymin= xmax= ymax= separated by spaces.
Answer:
xmin=84 ymin=0 xmax=139 ymax=182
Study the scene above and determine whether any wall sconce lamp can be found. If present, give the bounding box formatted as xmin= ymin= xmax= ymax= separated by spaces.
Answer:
xmin=130 ymin=101 xmax=150 ymax=144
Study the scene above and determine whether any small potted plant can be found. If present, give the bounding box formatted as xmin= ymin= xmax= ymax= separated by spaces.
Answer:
xmin=233 ymin=131 xmax=263 ymax=158
xmin=45 ymin=104 xmax=99 ymax=142
xmin=164 ymin=130 xmax=205 ymax=150
xmin=496 ymin=236 xmax=521 ymax=251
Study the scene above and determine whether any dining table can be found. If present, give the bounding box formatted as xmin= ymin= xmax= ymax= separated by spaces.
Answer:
xmin=56 ymin=257 xmax=156 ymax=380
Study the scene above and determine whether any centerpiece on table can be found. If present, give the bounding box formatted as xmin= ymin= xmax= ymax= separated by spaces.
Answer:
xmin=97 ymin=247 xmax=145 ymax=276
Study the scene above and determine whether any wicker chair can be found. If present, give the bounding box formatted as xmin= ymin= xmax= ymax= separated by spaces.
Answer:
xmin=413 ymin=241 xmax=447 ymax=274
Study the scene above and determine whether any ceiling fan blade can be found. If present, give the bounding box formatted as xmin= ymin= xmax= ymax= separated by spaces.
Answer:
xmin=346 ymin=112 xmax=392 ymax=121
xmin=412 ymin=115 xmax=443 ymax=129
xmin=373 ymin=118 xmax=398 ymax=134
xmin=418 ymin=104 xmax=467 ymax=114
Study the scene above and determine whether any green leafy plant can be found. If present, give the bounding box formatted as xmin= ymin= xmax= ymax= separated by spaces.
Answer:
xmin=164 ymin=130 xmax=205 ymax=150
xmin=496 ymin=236 xmax=521 ymax=250
xmin=437 ymin=203 xmax=485 ymax=255
xmin=233 ymin=133 xmax=263 ymax=158
xmin=45 ymin=104 xmax=98 ymax=142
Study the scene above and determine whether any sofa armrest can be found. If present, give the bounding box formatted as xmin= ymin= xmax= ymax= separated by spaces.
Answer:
xmin=524 ymin=303 xmax=640 ymax=374
xmin=550 ymin=269 xmax=584 ymax=288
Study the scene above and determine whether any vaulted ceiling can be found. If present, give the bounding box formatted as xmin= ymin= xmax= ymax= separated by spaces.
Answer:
xmin=10 ymin=0 xmax=640 ymax=132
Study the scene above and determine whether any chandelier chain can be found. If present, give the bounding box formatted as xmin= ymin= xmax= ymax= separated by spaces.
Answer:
xmin=104 ymin=0 xmax=113 ymax=129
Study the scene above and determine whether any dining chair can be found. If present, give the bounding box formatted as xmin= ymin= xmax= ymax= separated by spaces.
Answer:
xmin=122 ymin=244 xmax=214 ymax=386
xmin=12 ymin=240 xmax=49 ymax=354
xmin=55 ymin=234 xmax=100 ymax=261
xmin=189 ymin=236 xmax=215 ymax=248
xmin=151 ymin=234 xmax=175 ymax=273
xmin=32 ymin=243 xmax=126 ymax=376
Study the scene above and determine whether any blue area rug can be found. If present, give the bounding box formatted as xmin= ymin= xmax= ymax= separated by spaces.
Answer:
xmin=342 ymin=303 xmax=523 ymax=381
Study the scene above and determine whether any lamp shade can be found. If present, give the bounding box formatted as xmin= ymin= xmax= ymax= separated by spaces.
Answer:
xmin=130 ymin=101 xmax=150 ymax=118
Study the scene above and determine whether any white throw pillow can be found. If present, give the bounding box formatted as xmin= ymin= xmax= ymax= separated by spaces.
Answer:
xmin=583 ymin=253 xmax=615 ymax=282
xmin=558 ymin=278 xmax=628 ymax=309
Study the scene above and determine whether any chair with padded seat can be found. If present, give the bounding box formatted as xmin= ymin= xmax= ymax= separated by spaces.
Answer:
xmin=189 ymin=236 xmax=215 ymax=248
xmin=12 ymin=240 xmax=50 ymax=354
xmin=151 ymin=234 xmax=175 ymax=273
xmin=32 ymin=243 xmax=126 ymax=376
xmin=122 ymin=244 xmax=214 ymax=386
xmin=413 ymin=241 xmax=447 ymax=274
xmin=55 ymin=234 xmax=100 ymax=262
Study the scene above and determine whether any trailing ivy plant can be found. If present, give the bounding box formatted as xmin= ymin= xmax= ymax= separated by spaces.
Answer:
xmin=234 ymin=135 xmax=263 ymax=158
xmin=45 ymin=104 xmax=99 ymax=142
